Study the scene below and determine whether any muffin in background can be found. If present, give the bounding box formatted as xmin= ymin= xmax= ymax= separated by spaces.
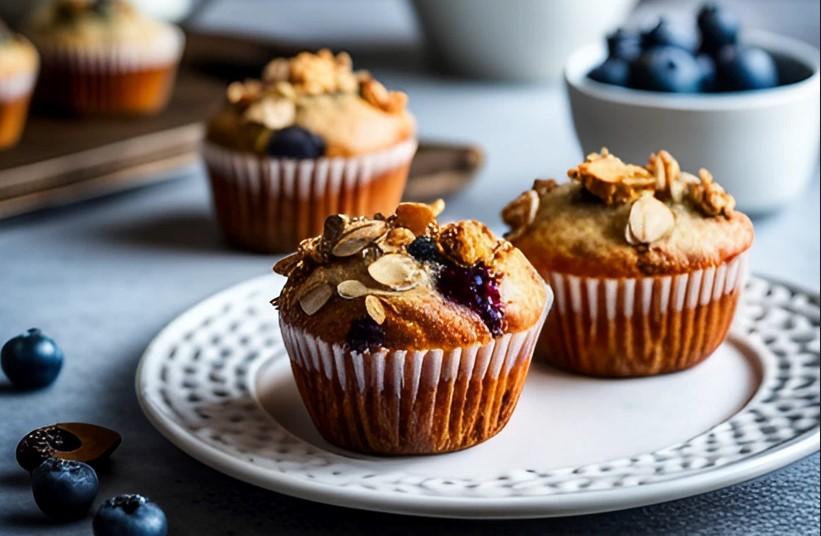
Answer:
xmin=25 ymin=0 xmax=184 ymax=114
xmin=502 ymin=149 xmax=753 ymax=377
xmin=0 ymin=20 xmax=38 ymax=149
xmin=204 ymin=49 xmax=417 ymax=253
xmin=273 ymin=201 xmax=551 ymax=454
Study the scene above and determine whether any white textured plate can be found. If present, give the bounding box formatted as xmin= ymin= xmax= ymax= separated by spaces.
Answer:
xmin=136 ymin=274 xmax=820 ymax=519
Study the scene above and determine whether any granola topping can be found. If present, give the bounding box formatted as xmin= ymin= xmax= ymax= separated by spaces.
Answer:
xmin=273 ymin=201 xmax=512 ymax=339
xmin=567 ymin=149 xmax=656 ymax=205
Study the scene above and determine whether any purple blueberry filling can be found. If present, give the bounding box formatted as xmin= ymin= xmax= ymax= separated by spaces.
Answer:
xmin=437 ymin=263 xmax=504 ymax=337
xmin=346 ymin=316 xmax=386 ymax=353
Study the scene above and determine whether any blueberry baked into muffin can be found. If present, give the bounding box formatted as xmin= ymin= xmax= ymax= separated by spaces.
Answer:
xmin=273 ymin=201 xmax=550 ymax=454
xmin=25 ymin=0 xmax=184 ymax=114
xmin=204 ymin=50 xmax=417 ymax=253
xmin=503 ymin=149 xmax=753 ymax=377
xmin=0 ymin=19 xmax=38 ymax=149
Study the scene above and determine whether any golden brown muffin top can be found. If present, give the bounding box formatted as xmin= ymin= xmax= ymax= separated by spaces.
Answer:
xmin=274 ymin=201 xmax=547 ymax=352
xmin=0 ymin=22 xmax=38 ymax=78
xmin=206 ymin=49 xmax=415 ymax=158
xmin=502 ymin=149 xmax=754 ymax=278
xmin=25 ymin=0 xmax=174 ymax=47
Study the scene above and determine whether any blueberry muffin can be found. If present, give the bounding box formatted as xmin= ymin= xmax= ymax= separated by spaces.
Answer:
xmin=204 ymin=49 xmax=417 ymax=253
xmin=0 ymin=20 xmax=38 ymax=149
xmin=25 ymin=0 xmax=184 ymax=114
xmin=273 ymin=201 xmax=550 ymax=454
xmin=502 ymin=149 xmax=753 ymax=377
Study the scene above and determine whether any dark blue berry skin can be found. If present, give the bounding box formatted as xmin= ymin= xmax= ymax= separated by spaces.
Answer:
xmin=346 ymin=317 xmax=386 ymax=353
xmin=1 ymin=328 xmax=63 ymax=389
xmin=631 ymin=46 xmax=704 ymax=93
xmin=267 ymin=126 xmax=326 ymax=159
xmin=641 ymin=17 xmax=698 ymax=53
xmin=588 ymin=57 xmax=631 ymax=87
xmin=437 ymin=263 xmax=504 ymax=337
xmin=716 ymin=46 xmax=779 ymax=91
xmin=93 ymin=494 xmax=168 ymax=536
xmin=697 ymin=54 xmax=718 ymax=91
xmin=697 ymin=3 xmax=740 ymax=56
xmin=606 ymin=28 xmax=642 ymax=60
xmin=31 ymin=458 xmax=98 ymax=520
xmin=406 ymin=236 xmax=446 ymax=264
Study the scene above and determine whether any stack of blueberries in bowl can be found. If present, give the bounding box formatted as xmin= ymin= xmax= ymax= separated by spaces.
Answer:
xmin=564 ymin=3 xmax=820 ymax=214
xmin=590 ymin=4 xmax=778 ymax=93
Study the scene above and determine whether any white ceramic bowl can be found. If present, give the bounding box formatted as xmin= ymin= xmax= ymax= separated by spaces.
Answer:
xmin=412 ymin=0 xmax=638 ymax=82
xmin=565 ymin=31 xmax=820 ymax=214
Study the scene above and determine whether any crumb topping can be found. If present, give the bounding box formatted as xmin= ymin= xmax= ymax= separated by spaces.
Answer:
xmin=504 ymin=148 xmax=738 ymax=248
xmin=273 ymin=201 xmax=521 ymax=346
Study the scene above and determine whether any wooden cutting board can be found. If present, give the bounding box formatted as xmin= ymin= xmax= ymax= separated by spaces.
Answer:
xmin=0 ymin=31 xmax=483 ymax=220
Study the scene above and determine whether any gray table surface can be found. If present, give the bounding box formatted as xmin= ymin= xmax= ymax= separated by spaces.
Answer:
xmin=1 ymin=1 xmax=819 ymax=535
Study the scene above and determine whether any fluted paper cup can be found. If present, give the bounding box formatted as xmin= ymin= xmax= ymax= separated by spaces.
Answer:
xmin=0 ymin=70 xmax=37 ymax=149
xmin=203 ymin=138 xmax=418 ymax=253
xmin=33 ymin=25 xmax=184 ymax=114
xmin=537 ymin=252 xmax=749 ymax=377
xmin=279 ymin=299 xmax=550 ymax=455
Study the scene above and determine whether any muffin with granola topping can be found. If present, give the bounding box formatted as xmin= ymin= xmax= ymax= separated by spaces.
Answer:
xmin=0 ymin=20 xmax=38 ymax=149
xmin=25 ymin=0 xmax=183 ymax=114
xmin=502 ymin=149 xmax=753 ymax=377
xmin=204 ymin=49 xmax=417 ymax=253
xmin=273 ymin=201 xmax=551 ymax=454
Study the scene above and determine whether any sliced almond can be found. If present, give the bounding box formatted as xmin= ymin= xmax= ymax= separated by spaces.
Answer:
xmin=379 ymin=227 xmax=416 ymax=253
xmin=395 ymin=202 xmax=437 ymax=236
xmin=337 ymin=280 xmax=370 ymax=299
xmin=367 ymin=254 xmax=422 ymax=290
xmin=429 ymin=198 xmax=445 ymax=216
xmin=331 ymin=220 xmax=388 ymax=257
xmin=273 ymin=252 xmax=301 ymax=276
xmin=299 ymin=283 xmax=333 ymax=315
xmin=365 ymin=295 xmax=386 ymax=325
xmin=627 ymin=195 xmax=675 ymax=245
xmin=244 ymin=98 xmax=296 ymax=130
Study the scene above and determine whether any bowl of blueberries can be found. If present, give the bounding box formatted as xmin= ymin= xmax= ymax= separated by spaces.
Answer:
xmin=564 ymin=3 xmax=820 ymax=214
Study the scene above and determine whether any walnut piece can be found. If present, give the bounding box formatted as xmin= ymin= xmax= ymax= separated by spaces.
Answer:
xmin=501 ymin=189 xmax=538 ymax=240
xmin=243 ymin=97 xmax=296 ymax=130
xmin=568 ymin=149 xmax=655 ymax=205
xmin=689 ymin=168 xmax=736 ymax=217
xmin=360 ymin=77 xmax=408 ymax=114
xmin=438 ymin=221 xmax=498 ymax=266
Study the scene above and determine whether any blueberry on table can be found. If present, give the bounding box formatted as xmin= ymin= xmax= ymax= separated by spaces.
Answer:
xmin=266 ymin=126 xmax=326 ymax=159
xmin=697 ymin=3 xmax=740 ymax=55
xmin=641 ymin=17 xmax=698 ymax=53
xmin=631 ymin=46 xmax=704 ymax=93
xmin=1 ymin=328 xmax=64 ymax=389
xmin=31 ymin=458 xmax=98 ymax=520
xmin=606 ymin=28 xmax=642 ymax=60
xmin=93 ymin=494 xmax=168 ymax=536
xmin=588 ymin=57 xmax=631 ymax=87
xmin=717 ymin=46 xmax=779 ymax=90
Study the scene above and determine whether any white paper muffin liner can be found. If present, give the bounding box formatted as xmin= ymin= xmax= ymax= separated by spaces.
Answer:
xmin=203 ymin=138 xmax=418 ymax=252
xmin=537 ymin=252 xmax=750 ymax=376
xmin=278 ymin=296 xmax=551 ymax=454
xmin=0 ymin=71 xmax=37 ymax=101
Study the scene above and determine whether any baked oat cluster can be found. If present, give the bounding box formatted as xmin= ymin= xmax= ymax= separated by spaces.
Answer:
xmin=226 ymin=49 xmax=408 ymax=131
xmin=504 ymin=148 xmax=736 ymax=247
xmin=273 ymin=201 xmax=515 ymax=348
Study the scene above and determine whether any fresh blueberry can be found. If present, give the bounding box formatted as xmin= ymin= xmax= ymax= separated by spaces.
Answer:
xmin=2 ymin=329 xmax=64 ymax=389
xmin=717 ymin=46 xmax=779 ymax=90
xmin=266 ymin=126 xmax=326 ymax=159
xmin=631 ymin=46 xmax=703 ymax=93
xmin=93 ymin=494 xmax=168 ymax=536
xmin=697 ymin=3 xmax=740 ymax=55
xmin=346 ymin=316 xmax=385 ymax=353
xmin=406 ymin=236 xmax=445 ymax=264
xmin=697 ymin=54 xmax=718 ymax=91
xmin=606 ymin=28 xmax=642 ymax=60
xmin=641 ymin=17 xmax=698 ymax=53
xmin=588 ymin=57 xmax=631 ymax=87
xmin=437 ymin=263 xmax=504 ymax=336
xmin=31 ymin=458 xmax=98 ymax=520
